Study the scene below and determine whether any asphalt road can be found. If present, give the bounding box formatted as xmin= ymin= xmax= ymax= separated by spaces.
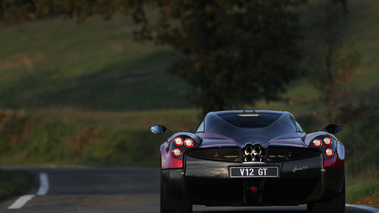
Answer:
xmin=0 ymin=167 xmax=378 ymax=213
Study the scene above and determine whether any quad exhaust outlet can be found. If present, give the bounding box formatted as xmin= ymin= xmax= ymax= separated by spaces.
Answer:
xmin=244 ymin=145 xmax=263 ymax=162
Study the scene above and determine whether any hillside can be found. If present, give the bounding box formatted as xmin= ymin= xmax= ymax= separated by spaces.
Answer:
xmin=0 ymin=2 xmax=378 ymax=112
xmin=0 ymin=0 xmax=378 ymax=204
xmin=0 ymin=14 xmax=190 ymax=110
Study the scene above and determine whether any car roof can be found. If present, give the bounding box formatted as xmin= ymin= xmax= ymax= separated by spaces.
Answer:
xmin=212 ymin=110 xmax=288 ymax=116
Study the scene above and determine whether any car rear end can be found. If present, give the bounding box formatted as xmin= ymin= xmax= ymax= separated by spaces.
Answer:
xmin=183 ymin=146 xmax=327 ymax=206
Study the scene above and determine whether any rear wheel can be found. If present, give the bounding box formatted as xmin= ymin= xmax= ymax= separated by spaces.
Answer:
xmin=160 ymin=174 xmax=192 ymax=213
xmin=307 ymin=181 xmax=345 ymax=213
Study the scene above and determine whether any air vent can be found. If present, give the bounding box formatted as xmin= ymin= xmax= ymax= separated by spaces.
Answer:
xmin=187 ymin=148 xmax=241 ymax=162
xmin=267 ymin=147 xmax=321 ymax=162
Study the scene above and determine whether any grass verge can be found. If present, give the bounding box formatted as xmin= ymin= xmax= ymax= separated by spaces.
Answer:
xmin=0 ymin=108 xmax=200 ymax=166
xmin=347 ymin=181 xmax=379 ymax=207
xmin=0 ymin=170 xmax=33 ymax=201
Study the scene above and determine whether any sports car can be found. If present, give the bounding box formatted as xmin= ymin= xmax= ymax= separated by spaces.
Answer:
xmin=150 ymin=110 xmax=345 ymax=213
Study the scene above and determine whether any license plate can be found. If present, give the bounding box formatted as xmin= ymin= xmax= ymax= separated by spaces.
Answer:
xmin=229 ymin=167 xmax=278 ymax=178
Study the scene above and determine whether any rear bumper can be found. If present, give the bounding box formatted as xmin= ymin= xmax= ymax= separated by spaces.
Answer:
xmin=162 ymin=154 xmax=344 ymax=206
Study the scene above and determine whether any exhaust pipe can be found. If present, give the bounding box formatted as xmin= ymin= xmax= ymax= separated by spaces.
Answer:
xmin=244 ymin=145 xmax=264 ymax=162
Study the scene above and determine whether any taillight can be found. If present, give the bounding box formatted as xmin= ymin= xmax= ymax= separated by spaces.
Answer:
xmin=323 ymin=137 xmax=332 ymax=146
xmin=171 ymin=135 xmax=197 ymax=158
xmin=172 ymin=148 xmax=182 ymax=157
xmin=310 ymin=136 xmax=336 ymax=159
xmin=325 ymin=148 xmax=334 ymax=157
xmin=184 ymin=138 xmax=194 ymax=148
xmin=174 ymin=137 xmax=183 ymax=146
xmin=313 ymin=139 xmax=322 ymax=147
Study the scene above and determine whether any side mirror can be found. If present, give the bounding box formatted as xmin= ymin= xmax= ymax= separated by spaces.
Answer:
xmin=149 ymin=125 xmax=167 ymax=135
xmin=320 ymin=124 xmax=343 ymax=134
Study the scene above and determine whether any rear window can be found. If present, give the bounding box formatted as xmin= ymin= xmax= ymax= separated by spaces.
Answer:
xmin=218 ymin=113 xmax=282 ymax=129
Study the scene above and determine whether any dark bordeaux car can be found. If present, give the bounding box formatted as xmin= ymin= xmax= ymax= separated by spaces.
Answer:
xmin=150 ymin=110 xmax=345 ymax=213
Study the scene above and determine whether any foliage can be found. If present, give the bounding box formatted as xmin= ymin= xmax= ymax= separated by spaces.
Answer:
xmin=302 ymin=0 xmax=361 ymax=123
xmin=34 ymin=0 xmax=143 ymax=23
xmin=342 ymin=109 xmax=379 ymax=180
xmin=4 ymin=0 xmax=360 ymax=118
xmin=0 ymin=0 xmax=36 ymax=24
xmin=0 ymin=110 xmax=39 ymax=154
xmin=0 ymin=170 xmax=33 ymax=200
xmin=136 ymin=0 xmax=307 ymax=116
xmin=28 ymin=0 xmax=307 ymax=116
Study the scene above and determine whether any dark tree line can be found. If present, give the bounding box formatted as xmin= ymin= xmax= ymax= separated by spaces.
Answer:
xmin=0 ymin=0 xmax=36 ymax=24
xmin=1 ymin=0 xmax=357 ymax=120
xmin=132 ymin=0 xmax=306 ymax=116
xmin=301 ymin=0 xmax=360 ymax=123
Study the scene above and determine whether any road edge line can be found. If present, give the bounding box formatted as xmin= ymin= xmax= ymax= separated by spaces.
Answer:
xmin=8 ymin=194 xmax=35 ymax=209
xmin=36 ymin=173 xmax=49 ymax=196
xmin=7 ymin=172 xmax=49 ymax=210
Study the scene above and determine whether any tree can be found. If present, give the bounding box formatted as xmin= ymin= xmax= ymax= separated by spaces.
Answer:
xmin=132 ymin=0 xmax=307 ymax=116
xmin=6 ymin=0 xmax=307 ymax=116
xmin=0 ymin=0 xmax=36 ymax=25
xmin=303 ymin=0 xmax=360 ymax=123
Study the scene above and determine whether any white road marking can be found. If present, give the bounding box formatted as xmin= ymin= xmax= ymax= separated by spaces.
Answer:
xmin=36 ymin=173 xmax=49 ymax=196
xmin=8 ymin=195 xmax=35 ymax=209
xmin=8 ymin=172 xmax=49 ymax=210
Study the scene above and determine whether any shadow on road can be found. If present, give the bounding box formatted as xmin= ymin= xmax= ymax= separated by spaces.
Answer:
xmin=195 ymin=211 xmax=306 ymax=213
xmin=193 ymin=206 xmax=308 ymax=213
xmin=194 ymin=205 xmax=376 ymax=213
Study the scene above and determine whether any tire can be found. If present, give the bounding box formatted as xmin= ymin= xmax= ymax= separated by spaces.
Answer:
xmin=160 ymin=175 xmax=192 ymax=213
xmin=307 ymin=181 xmax=345 ymax=213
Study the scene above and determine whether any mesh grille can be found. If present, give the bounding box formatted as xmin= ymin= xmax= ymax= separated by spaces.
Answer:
xmin=267 ymin=147 xmax=320 ymax=162
xmin=187 ymin=148 xmax=241 ymax=162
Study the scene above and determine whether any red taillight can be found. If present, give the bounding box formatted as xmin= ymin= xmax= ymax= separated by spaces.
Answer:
xmin=174 ymin=137 xmax=183 ymax=146
xmin=325 ymin=148 xmax=334 ymax=157
xmin=172 ymin=148 xmax=182 ymax=157
xmin=184 ymin=138 xmax=194 ymax=148
xmin=323 ymin=137 xmax=332 ymax=146
xmin=313 ymin=139 xmax=322 ymax=147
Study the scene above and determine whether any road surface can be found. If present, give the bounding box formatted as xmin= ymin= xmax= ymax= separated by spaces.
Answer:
xmin=0 ymin=167 xmax=378 ymax=213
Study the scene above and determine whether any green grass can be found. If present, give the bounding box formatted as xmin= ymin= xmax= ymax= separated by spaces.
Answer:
xmin=0 ymin=170 xmax=33 ymax=200
xmin=0 ymin=14 xmax=190 ymax=110
xmin=346 ymin=181 xmax=379 ymax=205
xmin=0 ymin=108 xmax=200 ymax=166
